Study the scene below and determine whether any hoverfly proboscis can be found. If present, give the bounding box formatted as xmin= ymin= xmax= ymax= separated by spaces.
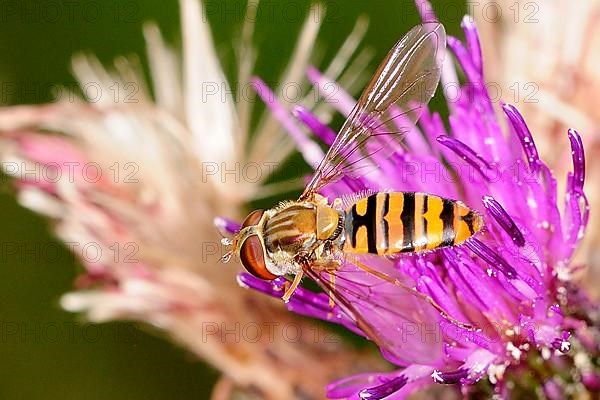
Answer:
xmin=223 ymin=23 xmax=483 ymax=365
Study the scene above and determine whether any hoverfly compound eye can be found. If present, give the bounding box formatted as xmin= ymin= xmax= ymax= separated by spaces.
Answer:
xmin=242 ymin=209 xmax=264 ymax=228
xmin=239 ymin=235 xmax=277 ymax=280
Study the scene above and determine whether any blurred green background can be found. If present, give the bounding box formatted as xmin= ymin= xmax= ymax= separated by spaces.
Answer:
xmin=0 ymin=0 xmax=465 ymax=398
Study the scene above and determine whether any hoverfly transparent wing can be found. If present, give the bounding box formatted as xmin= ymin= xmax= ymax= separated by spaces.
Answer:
xmin=299 ymin=23 xmax=446 ymax=201
xmin=301 ymin=254 xmax=464 ymax=365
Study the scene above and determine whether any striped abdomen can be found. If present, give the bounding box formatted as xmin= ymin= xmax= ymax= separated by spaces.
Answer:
xmin=343 ymin=192 xmax=483 ymax=255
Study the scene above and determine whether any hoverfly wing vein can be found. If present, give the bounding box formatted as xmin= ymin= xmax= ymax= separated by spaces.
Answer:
xmin=302 ymin=256 xmax=446 ymax=364
xmin=300 ymin=23 xmax=446 ymax=201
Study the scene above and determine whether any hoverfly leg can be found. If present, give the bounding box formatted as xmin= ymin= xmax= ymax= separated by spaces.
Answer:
xmin=328 ymin=273 xmax=335 ymax=309
xmin=282 ymin=271 xmax=304 ymax=303
xmin=389 ymin=278 xmax=474 ymax=330
xmin=311 ymin=258 xmax=341 ymax=309
xmin=350 ymin=257 xmax=474 ymax=330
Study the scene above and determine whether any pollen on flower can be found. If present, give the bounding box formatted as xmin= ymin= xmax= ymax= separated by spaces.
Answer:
xmin=507 ymin=343 xmax=522 ymax=360
xmin=555 ymin=263 xmax=572 ymax=281
xmin=542 ymin=348 xmax=552 ymax=360
xmin=487 ymin=363 xmax=507 ymax=385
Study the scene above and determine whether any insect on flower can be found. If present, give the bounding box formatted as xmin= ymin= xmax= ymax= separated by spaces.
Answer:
xmin=222 ymin=23 xmax=482 ymax=362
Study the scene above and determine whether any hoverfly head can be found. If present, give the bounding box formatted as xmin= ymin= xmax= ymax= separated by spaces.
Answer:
xmin=230 ymin=209 xmax=277 ymax=280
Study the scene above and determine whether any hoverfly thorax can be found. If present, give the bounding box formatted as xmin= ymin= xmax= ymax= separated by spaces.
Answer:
xmin=264 ymin=203 xmax=317 ymax=253
xmin=263 ymin=200 xmax=343 ymax=253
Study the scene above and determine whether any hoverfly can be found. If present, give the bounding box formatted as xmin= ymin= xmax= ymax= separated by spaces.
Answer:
xmin=224 ymin=23 xmax=482 ymax=364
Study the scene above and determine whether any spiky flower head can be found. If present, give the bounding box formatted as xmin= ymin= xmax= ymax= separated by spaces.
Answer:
xmin=0 ymin=0 xmax=379 ymax=398
xmin=472 ymin=0 xmax=600 ymax=297
xmin=233 ymin=6 xmax=597 ymax=399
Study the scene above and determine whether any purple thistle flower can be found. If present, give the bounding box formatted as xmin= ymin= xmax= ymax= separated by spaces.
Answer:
xmin=220 ymin=8 xmax=599 ymax=400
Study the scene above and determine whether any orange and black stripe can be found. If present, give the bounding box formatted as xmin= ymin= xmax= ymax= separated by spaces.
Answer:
xmin=343 ymin=192 xmax=482 ymax=255
xmin=345 ymin=194 xmax=379 ymax=253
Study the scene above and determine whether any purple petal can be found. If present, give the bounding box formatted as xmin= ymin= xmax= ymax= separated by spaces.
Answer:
xmin=358 ymin=375 xmax=408 ymax=400
xmin=414 ymin=0 xmax=438 ymax=22
xmin=437 ymin=368 xmax=469 ymax=384
xmin=482 ymin=195 xmax=526 ymax=247
xmin=293 ymin=105 xmax=337 ymax=146
xmin=447 ymin=36 xmax=481 ymax=88
xmin=437 ymin=135 xmax=490 ymax=178
xmin=465 ymin=238 xmax=517 ymax=279
xmin=237 ymin=273 xmax=287 ymax=297
xmin=326 ymin=372 xmax=383 ymax=399
xmin=543 ymin=378 xmax=565 ymax=400
xmin=568 ymin=129 xmax=585 ymax=193
xmin=461 ymin=16 xmax=483 ymax=76
xmin=582 ymin=373 xmax=600 ymax=392
xmin=306 ymin=66 xmax=356 ymax=116
xmin=252 ymin=77 xmax=324 ymax=167
xmin=237 ymin=273 xmax=365 ymax=337
xmin=214 ymin=216 xmax=240 ymax=234
xmin=502 ymin=104 xmax=540 ymax=174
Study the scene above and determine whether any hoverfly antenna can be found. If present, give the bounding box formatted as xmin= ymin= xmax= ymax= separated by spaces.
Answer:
xmin=220 ymin=251 xmax=233 ymax=263
xmin=219 ymin=237 xmax=234 ymax=263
